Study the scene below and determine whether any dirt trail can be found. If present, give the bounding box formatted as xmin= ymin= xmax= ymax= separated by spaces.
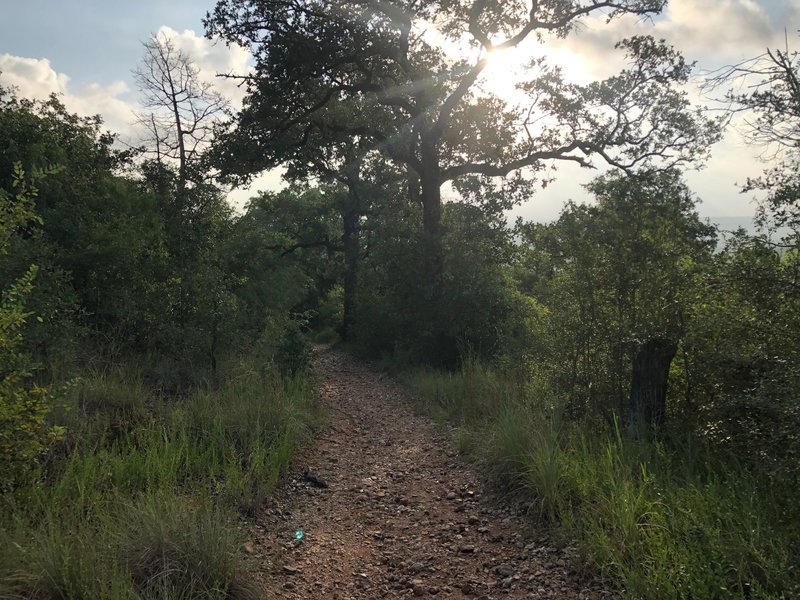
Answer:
xmin=249 ymin=347 xmax=604 ymax=599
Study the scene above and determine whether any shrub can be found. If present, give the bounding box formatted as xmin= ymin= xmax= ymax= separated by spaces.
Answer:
xmin=0 ymin=166 xmax=64 ymax=488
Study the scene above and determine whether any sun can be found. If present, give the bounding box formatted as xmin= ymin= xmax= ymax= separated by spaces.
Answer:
xmin=479 ymin=48 xmax=526 ymax=102
xmin=478 ymin=43 xmax=593 ymax=105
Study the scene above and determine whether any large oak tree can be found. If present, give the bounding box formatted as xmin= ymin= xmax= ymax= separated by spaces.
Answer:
xmin=205 ymin=0 xmax=721 ymax=315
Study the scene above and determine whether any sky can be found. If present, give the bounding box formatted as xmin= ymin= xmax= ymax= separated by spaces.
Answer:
xmin=1 ymin=0 xmax=798 ymax=223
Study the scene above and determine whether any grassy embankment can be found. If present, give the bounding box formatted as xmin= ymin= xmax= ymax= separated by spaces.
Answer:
xmin=404 ymin=360 xmax=798 ymax=600
xmin=0 ymin=361 xmax=320 ymax=599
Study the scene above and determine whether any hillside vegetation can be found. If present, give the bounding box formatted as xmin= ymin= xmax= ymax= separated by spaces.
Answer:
xmin=2 ymin=3 xmax=799 ymax=598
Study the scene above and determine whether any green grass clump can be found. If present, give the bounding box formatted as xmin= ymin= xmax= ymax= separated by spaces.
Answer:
xmin=0 ymin=361 xmax=319 ymax=598
xmin=404 ymin=356 xmax=520 ymax=424
xmin=117 ymin=495 xmax=261 ymax=600
xmin=558 ymin=430 xmax=790 ymax=598
xmin=407 ymin=363 xmax=798 ymax=599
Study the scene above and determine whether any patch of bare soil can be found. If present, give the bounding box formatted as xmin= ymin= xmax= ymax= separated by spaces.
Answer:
xmin=246 ymin=347 xmax=608 ymax=599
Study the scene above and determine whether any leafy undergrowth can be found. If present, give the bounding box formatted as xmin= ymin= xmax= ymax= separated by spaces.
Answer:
xmin=0 ymin=362 xmax=320 ymax=599
xmin=404 ymin=361 xmax=798 ymax=600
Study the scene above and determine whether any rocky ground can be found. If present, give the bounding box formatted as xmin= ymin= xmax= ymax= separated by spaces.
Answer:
xmin=244 ymin=347 xmax=609 ymax=599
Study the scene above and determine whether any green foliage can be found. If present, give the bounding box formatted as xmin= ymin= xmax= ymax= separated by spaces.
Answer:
xmin=0 ymin=84 xmax=317 ymax=382
xmin=0 ymin=265 xmax=63 ymax=487
xmin=2 ymin=496 xmax=260 ymax=600
xmin=0 ymin=88 xmax=168 ymax=362
xmin=223 ymin=187 xmax=338 ymax=363
xmin=0 ymin=164 xmax=63 ymax=487
xmin=0 ymin=68 xmax=323 ymax=600
xmin=356 ymin=199 xmax=521 ymax=366
xmin=404 ymin=356 xmax=520 ymax=425
xmin=206 ymin=2 xmax=720 ymax=349
xmin=679 ymin=230 xmax=800 ymax=491
xmin=116 ymin=495 xmax=261 ymax=600
xmin=515 ymin=170 xmax=716 ymax=421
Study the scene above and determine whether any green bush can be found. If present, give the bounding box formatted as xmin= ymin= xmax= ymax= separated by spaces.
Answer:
xmin=0 ymin=165 xmax=64 ymax=488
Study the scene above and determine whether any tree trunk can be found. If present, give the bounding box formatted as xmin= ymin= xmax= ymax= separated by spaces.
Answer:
xmin=628 ymin=338 xmax=678 ymax=434
xmin=419 ymin=140 xmax=444 ymax=296
xmin=209 ymin=322 xmax=218 ymax=382
xmin=340 ymin=209 xmax=359 ymax=342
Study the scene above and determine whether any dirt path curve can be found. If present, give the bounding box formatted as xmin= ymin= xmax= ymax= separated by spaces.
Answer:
xmin=251 ymin=347 xmax=603 ymax=599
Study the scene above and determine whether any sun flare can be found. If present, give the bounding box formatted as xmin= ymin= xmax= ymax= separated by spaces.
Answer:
xmin=478 ymin=44 xmax=592 ymax=105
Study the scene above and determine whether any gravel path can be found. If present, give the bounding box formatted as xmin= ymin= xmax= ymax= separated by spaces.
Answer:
xmin=248 ymin=347 xmax=605 ymax=599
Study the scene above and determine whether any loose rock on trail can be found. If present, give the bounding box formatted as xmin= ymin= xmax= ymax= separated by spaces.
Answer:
xmin=246 ymin=347 xmax=606 ymax=598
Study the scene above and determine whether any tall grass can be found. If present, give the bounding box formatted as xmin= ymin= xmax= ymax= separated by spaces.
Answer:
xmin=405 ymin=362 xmax=798 ymax=599
xmin=0 ymin=362 xmax=319 ymax=598
xmin=403 ymin=356 xmax=522 ymax=424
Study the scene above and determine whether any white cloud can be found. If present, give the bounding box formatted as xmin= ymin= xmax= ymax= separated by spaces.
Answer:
xmin=555 ymin=0 xmax=796 ymax=80
xmin=0 ymin=54 xmax=70 ymax=98
xmin=3 ymin=3 xmax=794 ymax=217
xmin=1 ymin=25 xmax=253 ymax=139
xmin=0 ymin=53 xmax=137 ymax=138
xmin=656 ymin=0 xmax=777 ymax=62
xmin=0 ymin=31 xmax=266 ymax=212
xmin=500 ymin=0 xmax=796 ymax=222
xmin=227 ymin=168 xmax=288 ymax=212
xmin=509 ymin=127 xmax=771 ymax=224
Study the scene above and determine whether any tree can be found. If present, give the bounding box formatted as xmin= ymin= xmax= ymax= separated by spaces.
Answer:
xmin=0 ymin=88 xmax=166 ymax=354
xmin=134 ymin=31 xmax=229 ymax=188
xmin=205 ymin=0 xmax=721 ymax=308
xmin=678 ymin=228 xmax=800 ymax=485
xmin=223 ymin=186 xmax=337 ymax=364
xmin=706 ymin=33 xmax=800 ymax=230
xmin=516 ymin=170 xmax=716 ymax=429
xmin=135 ymin=33 xmax=238 ymax=368
xmin=210 ymin=71 xmax=406 ymax=341
xmin=214 ymin=107 xmax=400 ymax=340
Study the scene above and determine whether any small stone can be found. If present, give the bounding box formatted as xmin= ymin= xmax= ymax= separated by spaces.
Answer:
xmin=459 ymin=545 xmax=476 ymax=553
xmin=496 ymin=564 xmax=514 ymax=577
xmin=412 ymin=579 xmax=426 ymax=596
xmin=446 ymin=491 xmax=457 ymax=500
xmin=242 ymin=542 xmax=255 ymax=555
xmin=282 ymin=565 xmax=300 ymax=575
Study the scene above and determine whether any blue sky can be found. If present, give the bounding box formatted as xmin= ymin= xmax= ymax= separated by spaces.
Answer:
xmin=1 ymin=1 xmax=210 ymax=88
xmin=1 ymin=0 xmax=798 ymax=220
